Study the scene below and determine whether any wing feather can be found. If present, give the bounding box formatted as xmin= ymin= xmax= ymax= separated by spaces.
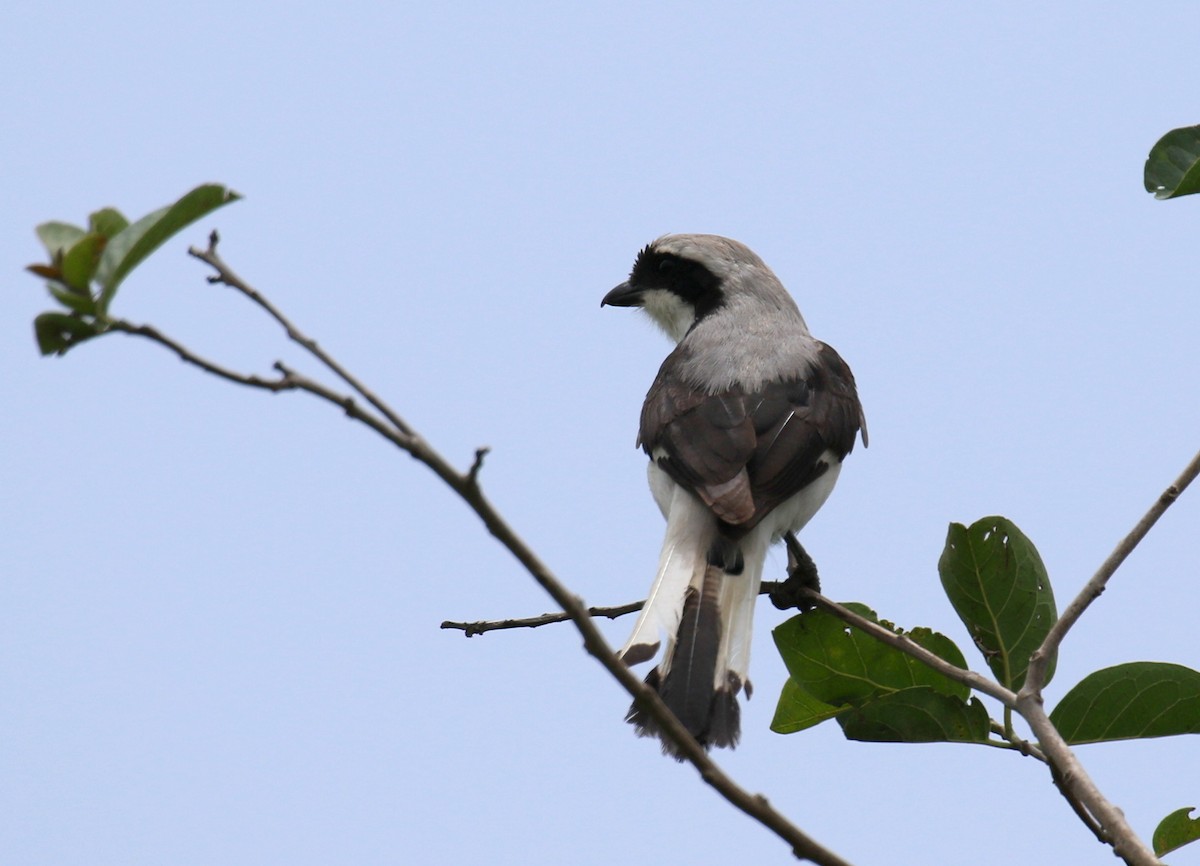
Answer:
xmin=639 ymin=343 xmax=864 ymax=534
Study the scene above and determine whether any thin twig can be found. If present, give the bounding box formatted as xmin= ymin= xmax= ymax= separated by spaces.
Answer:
xmin=987 ymin=721 xmax=1045 ymax=762
xmin=187 ymin=232 xmax=416 ymax=438
xmin=108 ymin=320 xmax=292 ymax=392
xmin=440 ymin=581 xmax=793 ymax=636
xmin=1025 ymin=448 xmax=1200 ymax=691
xmin=442 ymin=600 xmax=644 ymax=635
xmin=466 ymin=447 xmax=490 ymax=488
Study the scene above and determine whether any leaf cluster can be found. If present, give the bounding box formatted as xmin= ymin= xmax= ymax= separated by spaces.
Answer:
xmin=27 ymin=184 xmax=240 ymax=355
xmin=772 ymin=516 xmax=1200 ymax=855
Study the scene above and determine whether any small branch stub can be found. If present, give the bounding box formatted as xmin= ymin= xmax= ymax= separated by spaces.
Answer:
xmin=467 ymin=447 xmax=490 ymax=486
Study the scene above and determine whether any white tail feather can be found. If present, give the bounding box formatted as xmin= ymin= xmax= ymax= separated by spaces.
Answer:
xmin=619 ymin=485 xmax=715 ymax=662
xmin=715 ymin=535 xmax=769 ymax=692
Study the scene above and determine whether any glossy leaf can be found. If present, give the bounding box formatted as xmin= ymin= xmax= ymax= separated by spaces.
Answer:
xmin=1145 ymin=125 xmax=1200 ymax=200
xmin=772 ymin=607 xmax=989 ymax=743
xmin=773 ymin=604 xmax=972 ymax=707
xmin=1049 ymin=662 xmax=1200 ymax=744
xmin=938 ymin=517 xmax=1057 ymax=690
xmin=770 ymin=677 xmax=846 ymax=734
xmin=1153 ymin=807 xmax=1200 ymax=857
xmin=35 ymin=221 xmax=85 ymax=257
xmin=839 ymin=688 xmax=990 ymax=744
xmin=33 ymin=313 xmax=100 ymax=356
xmin=94 ymin=183 xmax=241 ymax=312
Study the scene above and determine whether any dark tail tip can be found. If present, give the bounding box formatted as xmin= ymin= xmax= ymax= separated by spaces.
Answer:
xmin=626 ymin=669 xmax=744 ymax=760
xmin=625 ymin=563 xmax=747 ymax=758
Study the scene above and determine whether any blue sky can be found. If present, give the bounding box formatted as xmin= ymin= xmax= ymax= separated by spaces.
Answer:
xmin=4 ymin=3 xmax=1199 ymax=864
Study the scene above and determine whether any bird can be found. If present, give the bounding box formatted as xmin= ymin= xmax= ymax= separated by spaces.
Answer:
xmin=602 ymin=234 xmax=866 ymax=757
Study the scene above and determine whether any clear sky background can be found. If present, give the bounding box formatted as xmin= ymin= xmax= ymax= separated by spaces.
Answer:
xmin=3 ymin=3 xmax=1198 ymax=864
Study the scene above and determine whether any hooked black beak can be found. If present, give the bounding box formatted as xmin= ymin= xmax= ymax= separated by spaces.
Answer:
xmin=601 ymin=281 xmax=644 ymax=308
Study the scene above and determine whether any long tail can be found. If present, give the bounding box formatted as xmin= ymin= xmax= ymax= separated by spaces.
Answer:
xmin=621 ymin=491 xmax=763 ymax=757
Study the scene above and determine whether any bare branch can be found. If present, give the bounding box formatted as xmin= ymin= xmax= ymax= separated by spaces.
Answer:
xmin=1046 ymin=761 xmax=1109 ymax=847
xmin=1016 ymin=694 xmax=1160 ymax=864
xmin=106 ymin=246 xmax=856 ymax=866
xmin=1008 ymin=450 xmax=1200 ymax=866
xmin=425 ymin=458 xmax=855 ymax=865
xmin=441 ymin=600 xmax=643 ymax=635
xmin=440 ymin=581 xmax=794 ymax=636
xmin=108 ymin=320 xmax=292 ymax=392
xmin=1025 ymin=448 xmax=1200 ymax=691
xmin=187 ymin=233 xmax=416 ymax=438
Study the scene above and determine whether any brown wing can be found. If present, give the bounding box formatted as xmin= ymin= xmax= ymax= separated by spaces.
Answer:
xmin=639 ymin=343 xmax=865 ymax=535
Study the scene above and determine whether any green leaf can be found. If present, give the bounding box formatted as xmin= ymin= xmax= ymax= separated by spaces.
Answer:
xmin=94 ymin=183 xmax=241 ymax=313
xmin=772 ymin=607 xmax=988 ymax=743
xmin=774 ymin=606 xmax=972 ymax=702
xmin=938 ymin=517 xmax=1057 ymax=690
xmin=60 ymin=232 xmax=107 ymax=292
xmin=1145 ymin=125 xmax=1200 ymax=200
xmin=47 ymin=285 xmax=98 ymax=315
xmin=89 ymin=207 xmax=129 ymax=239
xmin=1049 ymin=662 xmax=1200 ymax=745
xmin=33 ymin=312 xmax=101 ymax=356
xmin=770 ymin=677 xmax=847 ymax=734
xmin=1154 ymin=807 xmax=1200 ymax=857
xmin=839 ymin=688 xmax=991 ymax=743
xmin=35 ymin=221 xmax=85 ymax=257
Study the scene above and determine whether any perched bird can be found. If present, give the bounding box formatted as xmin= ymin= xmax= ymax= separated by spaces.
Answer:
xmin=602 ymin=234 xmax=866 ymax=756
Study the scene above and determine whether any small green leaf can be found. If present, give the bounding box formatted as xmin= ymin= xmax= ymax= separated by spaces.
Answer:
xmin=1153 ymin=807 xmax=1200 ymax=857
xmin=33 ymin=313 xmax=101 ymax=356
xmin=938 ymin=517 xmax=1057 ymax=690
xmin=60 ymin=232 xmax=107 ymax=292
xmin=1145 ymin=125 xmax=1200 ymax=200
xmin=35 ymin=221 xmax=85 ymax=257
xmin=770 ymin=677 xmax=847 ymax=734
xmin=47 ymin=285 xmax=98 ymax=315
xmin=839 ymin=688 xmax=991 ymax=744
xmin=1049 ymin=662 xmax=1200 ymax=745
xmin=773 ymin=605 xmax=972 ymax=705
xmin=89 ymin=207 xmax=129 ymax=239
xmin=94 ymin=183 xmax=241 ymax=312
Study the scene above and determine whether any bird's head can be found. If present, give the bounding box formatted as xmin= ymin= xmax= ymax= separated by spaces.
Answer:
xmin=602 ymin=234 xmax=786 ymax=343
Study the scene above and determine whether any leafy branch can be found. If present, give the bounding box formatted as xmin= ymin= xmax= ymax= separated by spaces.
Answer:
xmin=25 ymin=136 xmax=1200 ymax=863
xmin=27 ymin=198 xmax=854 ymax=866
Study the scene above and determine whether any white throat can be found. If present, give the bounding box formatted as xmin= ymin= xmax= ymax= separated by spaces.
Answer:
xmin=641 ymin=288 xmax=695 ymax=344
